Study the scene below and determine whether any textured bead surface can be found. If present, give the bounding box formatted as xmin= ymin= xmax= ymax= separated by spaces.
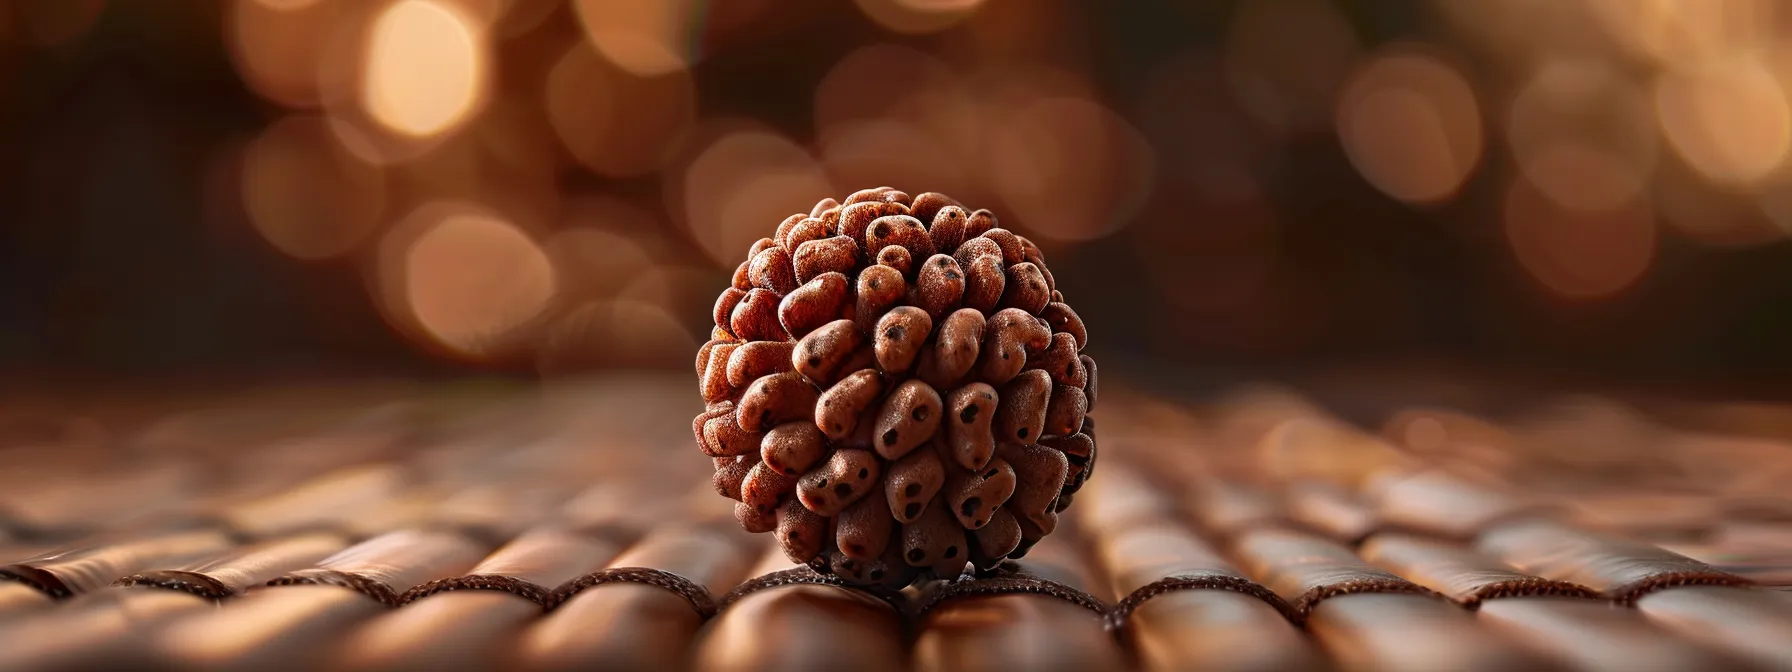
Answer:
xmin=694 ymin=188 xmax=1097 ymax=587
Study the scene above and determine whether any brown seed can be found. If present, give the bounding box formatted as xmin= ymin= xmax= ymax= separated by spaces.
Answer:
xmin=1041 ymin=431 xmax=1095 ymax=494
xmin=835 ymin=490 xmax=893 ymax=560
xmin=960 ymin=254 xmax=1005 ymax=314
xmin=737 ymin=371 xmax=820 ymax=432
xmin=748 ymin=237 xmax=777 ymax=260
xmin=774 ymin=214 xmax=807 ymax=248
xmin=1042 ymin=385 xmax=1087 ymax=439
xmin=1081 ymin=355 xmax=1098 ymax=410
xmin=1020 ymin=236 xmax=1044 ymax=266
xmin=727 ymin=340 xmax=796 ymax=388
xmin=911 ymin=254 xmax=965 ymax=322
xmin=1039 ymin=302 xmax=1087 ymax=350
xmin=793 ymin=236 xmax=860 ymax=285
xmin=778 ymin=272 xmax=850 ymax=339
xmin=995 ymin=369 xmax=1052 ymax=444
xmin=839 ymin=201 xmax=908 ymax=243
xmin=1025 ymin=332 xmax=1086 ymax=388
xmin=841 ymin=404 xmax=879 ymax=453
xmin=748 ymin=246 xmax=798 ymax=295
xmin=971 ymin=508 xmax=1021 ymax=569
xmin=694 ymin=403 xmax=732 ymax=453
xmin=998 ymin=262 xmax=1050 ymax=315
xmin=713 ymin=288 xmax=747 ymax=331
xmin=901 ymin=499 xmax=966 ymax=568
xmin=696 ymin=339 xmax=725 ymax=378
xmin=830 ymin=536 xmax=915 ymax=590
xmin=732 ymin=259 xmax=752 ymax=290
xmin=785 ymin=217 xmax=833 ymax=251
xmin=1037 ymin=261 xmax=1056 ymax=294
xmin=880 ymin=189 xmax=912 ymax=207
xmin=982 ymin=228 xmax=1025 ymax=265
xmin=977 ymin=308 xmax=1050 ymax=385
xmin=876 ymin=244 xmax=913 ymax=279
xmin=886 ymin=445 xmax=945 ymax=524
xmin=814 ymin=369 xmax=884 ymax=440
xmin=702 ymin=411 xmax=764 ymax=458
xmin=1051 ymin=289 xmax=1064 ymax=303
xmin=874 ymin=307 xmax=931 ymax=374
xmin=952 ymin=236 xmax=1002 ymax=272
xmin=729 ymin=288 xmax=787 ymax=342
xmin=797 ymin=448 xmax=880 ymax=516
xmin=998 ymin=442 xmax=1068 ymax=532
xmin=946 ymin=457 xmax=1016 ymax=530
xmin=854 ymin=264 xmax=907 ymax=332
xmin=872 ymin=379 xmax=943 ymax=461
xmin=865 ymin=214 xmax=934 ymax=262
xmin=701 ymin=343 xmax=739 ymax=403
xmin=742 ymin=461 xmax=799 ymax=516
xmin=844 ymin=186 xmax=894 ymax=205
xmin=777 ymin=499 xmax=828 ymax=563
xmin=792 ymin=319 xmax=863 ymax=384
xmin=761 ymin=421 xmax=828 ymax=476
xmin=925 ymin=204 xmax=969 ymax=253
xmin=943 ymin=383 xmax=999 ymax=471
xmin=834 ymin=345 xmax=878 ymax=387
xmin=910 ymin=192 xmax=962 ymax=228
xmin=965 ymin=208 xmax=998 ymax=238
xmin=918 ymin=308 xmax=984 ymax=389
xmin=713 ymin=454 xmax=753 ymax=500
xmin=736 ymin=501 xmax=776 ymax=533
xmin=812 ymin=197 xmax=840 ymax=217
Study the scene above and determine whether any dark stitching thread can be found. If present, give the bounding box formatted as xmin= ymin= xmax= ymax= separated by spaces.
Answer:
xmin=548 ymin=567 xmax=718 ymax=617
xmin=266 ymin=571 xmax=400 ymax=607
xmin=912 ymin=562 xmax=1107 ymax=619
xmin=112 ymin=571 xmax=235 ymax=602
xmin=1288 ymin=579 xmax=1441 ymax=622
xmin=1105 ymin=574 xmax=1294 ymax=631
xmin=1460 ymin=577 xmax=1598 ymax=610
xmin=1609 ymin=571 xmax=1753 ymax=606
xmin=401 ymin=574 xmax=553 ymax=608
xmin=715 ymin=566 xmax=907 ymax=614
xmin=0 ymin=565 xmax=72 ymax=599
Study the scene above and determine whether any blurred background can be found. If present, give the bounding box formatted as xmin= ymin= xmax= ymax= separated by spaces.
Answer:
xmin=2 ymin=0 xmax=1791 ymax=397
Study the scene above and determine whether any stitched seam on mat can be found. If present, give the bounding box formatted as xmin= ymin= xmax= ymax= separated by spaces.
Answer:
xmin=0 ymin=566 xmax=71 ymax=599
xmin=1463 ymin=578 xmax=1598 ymax=610
xmin=1290 ymin=579 xmax=1441 ymax=622
xmin=1105 ymin=574 xmax=1294 ymax=630
xmin=112 ymin=572 xmax=234 ymax=601
xmin=913 ymin=564 xmax=1107 ymax=620
xmin=400 ymin=574 xmax=552 ymax=608
xmin=547 ymin=567 xmax=718 ymax=617
xmin=1610 ymin=571 xmax=1754 ymax=606
xmin=266 ymin=571 xmax=400 ymax=607
xmin=715 ymin=566 xmax=906 ymax=614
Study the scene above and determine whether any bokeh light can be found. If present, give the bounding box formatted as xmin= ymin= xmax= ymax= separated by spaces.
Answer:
xmin=985 ymin=96 xmax=1156 ymax=243
xmin=1504 ymin=177 xmax=1657 ymax=300
xmin=1336 ymin=47 xmax=1484 ymax=206
xmin=241 ymin=114 xmax=386 ymax=260
xmin=853 ymin=0 xmax=986 ymax=35
xmin=545 ymin=42 xmax=696 ymax=178
xmin=226 ymin=0 xmax=344 ymax=107
xmin=381 ymin=203 xmax=557 ymax=359
xmin=360 ymin=0 xmax=489 ymax=139
xmin=1222 ymin=0 xmax=1360 ymax=136
xmin=1507 ymin=61 xmax=1658 ymax=212
xmin=677 ymin=125 xmax=833 ymax=268
xmin=571 ymin=0 xmax=694 ymax=77
xmin=1654 ymin=55 xmax=1789 ymax=185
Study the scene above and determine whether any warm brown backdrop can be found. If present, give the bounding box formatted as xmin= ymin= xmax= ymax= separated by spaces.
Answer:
xmin=2 ymin=0 xmax=1791 ymax=395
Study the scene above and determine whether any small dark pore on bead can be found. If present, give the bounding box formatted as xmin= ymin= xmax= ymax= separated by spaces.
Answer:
xmin=905 ymin=502 xmax=921 ymax=518
xmin=905 ymin=483 xmax=921 ymax=497
xmin=907 ymin=549 xmax=924 ymax=562
xmin=961 ymin=497 xmax=981 ymax=516
xmin=960 ymin=405 xmax=979 ymax=423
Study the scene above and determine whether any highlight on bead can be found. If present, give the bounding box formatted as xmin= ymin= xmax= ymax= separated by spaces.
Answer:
xmin=692 ymin=188 xmax=1097 ymax=588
